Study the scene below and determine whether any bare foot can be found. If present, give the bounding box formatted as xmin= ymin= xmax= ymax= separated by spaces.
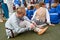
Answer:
xmin=49 ymin=24 xmax=55 ymax=26
xmin=0 ymin=19 xmax=3 ymax=22
xmin=38 ymin=26 xmax=48 ymax=35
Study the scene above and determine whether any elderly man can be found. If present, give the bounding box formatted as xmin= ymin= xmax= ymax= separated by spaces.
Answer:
xmin=5 ymin=7 xmax=31 ymax=38
xmin=5 ymin=7 xmax=48 ymax=39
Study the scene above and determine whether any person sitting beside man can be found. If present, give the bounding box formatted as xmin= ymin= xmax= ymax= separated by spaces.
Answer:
xmin=26 ymin=5 xmax=35 ymax=20
xmin=31 ymin=2 xmax=55 ymax=29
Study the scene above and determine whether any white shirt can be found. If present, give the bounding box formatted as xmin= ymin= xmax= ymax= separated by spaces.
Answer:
xmin=31 ymin=8 xmax=51 ymax=24
xmin=5 ymin=12 xmax=30 ymax=33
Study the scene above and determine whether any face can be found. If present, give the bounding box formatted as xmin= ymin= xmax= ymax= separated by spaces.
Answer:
xmin=35 ymin=5 xmax=39 ymax=9
xmin=27 ymin=6 xmax=30 ymax=10
xmin=17 ymin=11 xmax=25 ymax=19
xmin=36 ymin=6 xmax=40 ymax=9
xmin=16 ymin=7 xmax=26 ymax=19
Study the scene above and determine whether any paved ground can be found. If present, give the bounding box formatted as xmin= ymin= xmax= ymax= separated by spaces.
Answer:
xmin=0 ymin=21 xmax=60 ymax=40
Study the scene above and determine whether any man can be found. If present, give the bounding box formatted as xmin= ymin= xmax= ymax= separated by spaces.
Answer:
xmin=5 ymin=7 xmax=31 ymax=38
xmin=5 ymin=7 xmax=48 ymax=39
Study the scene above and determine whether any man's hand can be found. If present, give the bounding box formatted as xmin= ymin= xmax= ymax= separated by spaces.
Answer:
xmin=30 ymin=24 xmax=35 ymax=29
xmin=31 ymin=21 xmax=37 ymax=26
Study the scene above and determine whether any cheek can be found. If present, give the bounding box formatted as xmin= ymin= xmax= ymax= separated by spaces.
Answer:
xmin=18 ymin=15 xmax=21 ymax=17
xmin=19 ymin=15 xmax=23 ymax=17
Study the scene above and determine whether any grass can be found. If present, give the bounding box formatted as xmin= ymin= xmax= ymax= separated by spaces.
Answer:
xmin=0 ymin=21 xmax=60 ymax=40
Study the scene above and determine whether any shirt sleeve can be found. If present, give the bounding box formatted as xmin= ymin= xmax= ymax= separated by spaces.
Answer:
xmin=5 ymin=17 xmax=29 ymax=34
xmin=23 ymin=16 xmax=31 ymax=22
xmin=11 ymin=19 xmax=29 ymax=33
xmin=46 ymin=9 xmax=51 ymax=24
xmin=31 ymin=10 xmax=37 ymax=21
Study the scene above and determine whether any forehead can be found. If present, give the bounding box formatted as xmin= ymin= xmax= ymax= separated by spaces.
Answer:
xmin=17 ymin=8 xmax=25 ymax=14
xmin=17 ymin=7 xmax=25 ymax=11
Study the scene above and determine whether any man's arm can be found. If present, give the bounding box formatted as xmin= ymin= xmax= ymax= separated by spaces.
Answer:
xmin=12 ymin=19 xmax=29 ymax=34
xmin=23 ymin=16 xmax=30 ymax=22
